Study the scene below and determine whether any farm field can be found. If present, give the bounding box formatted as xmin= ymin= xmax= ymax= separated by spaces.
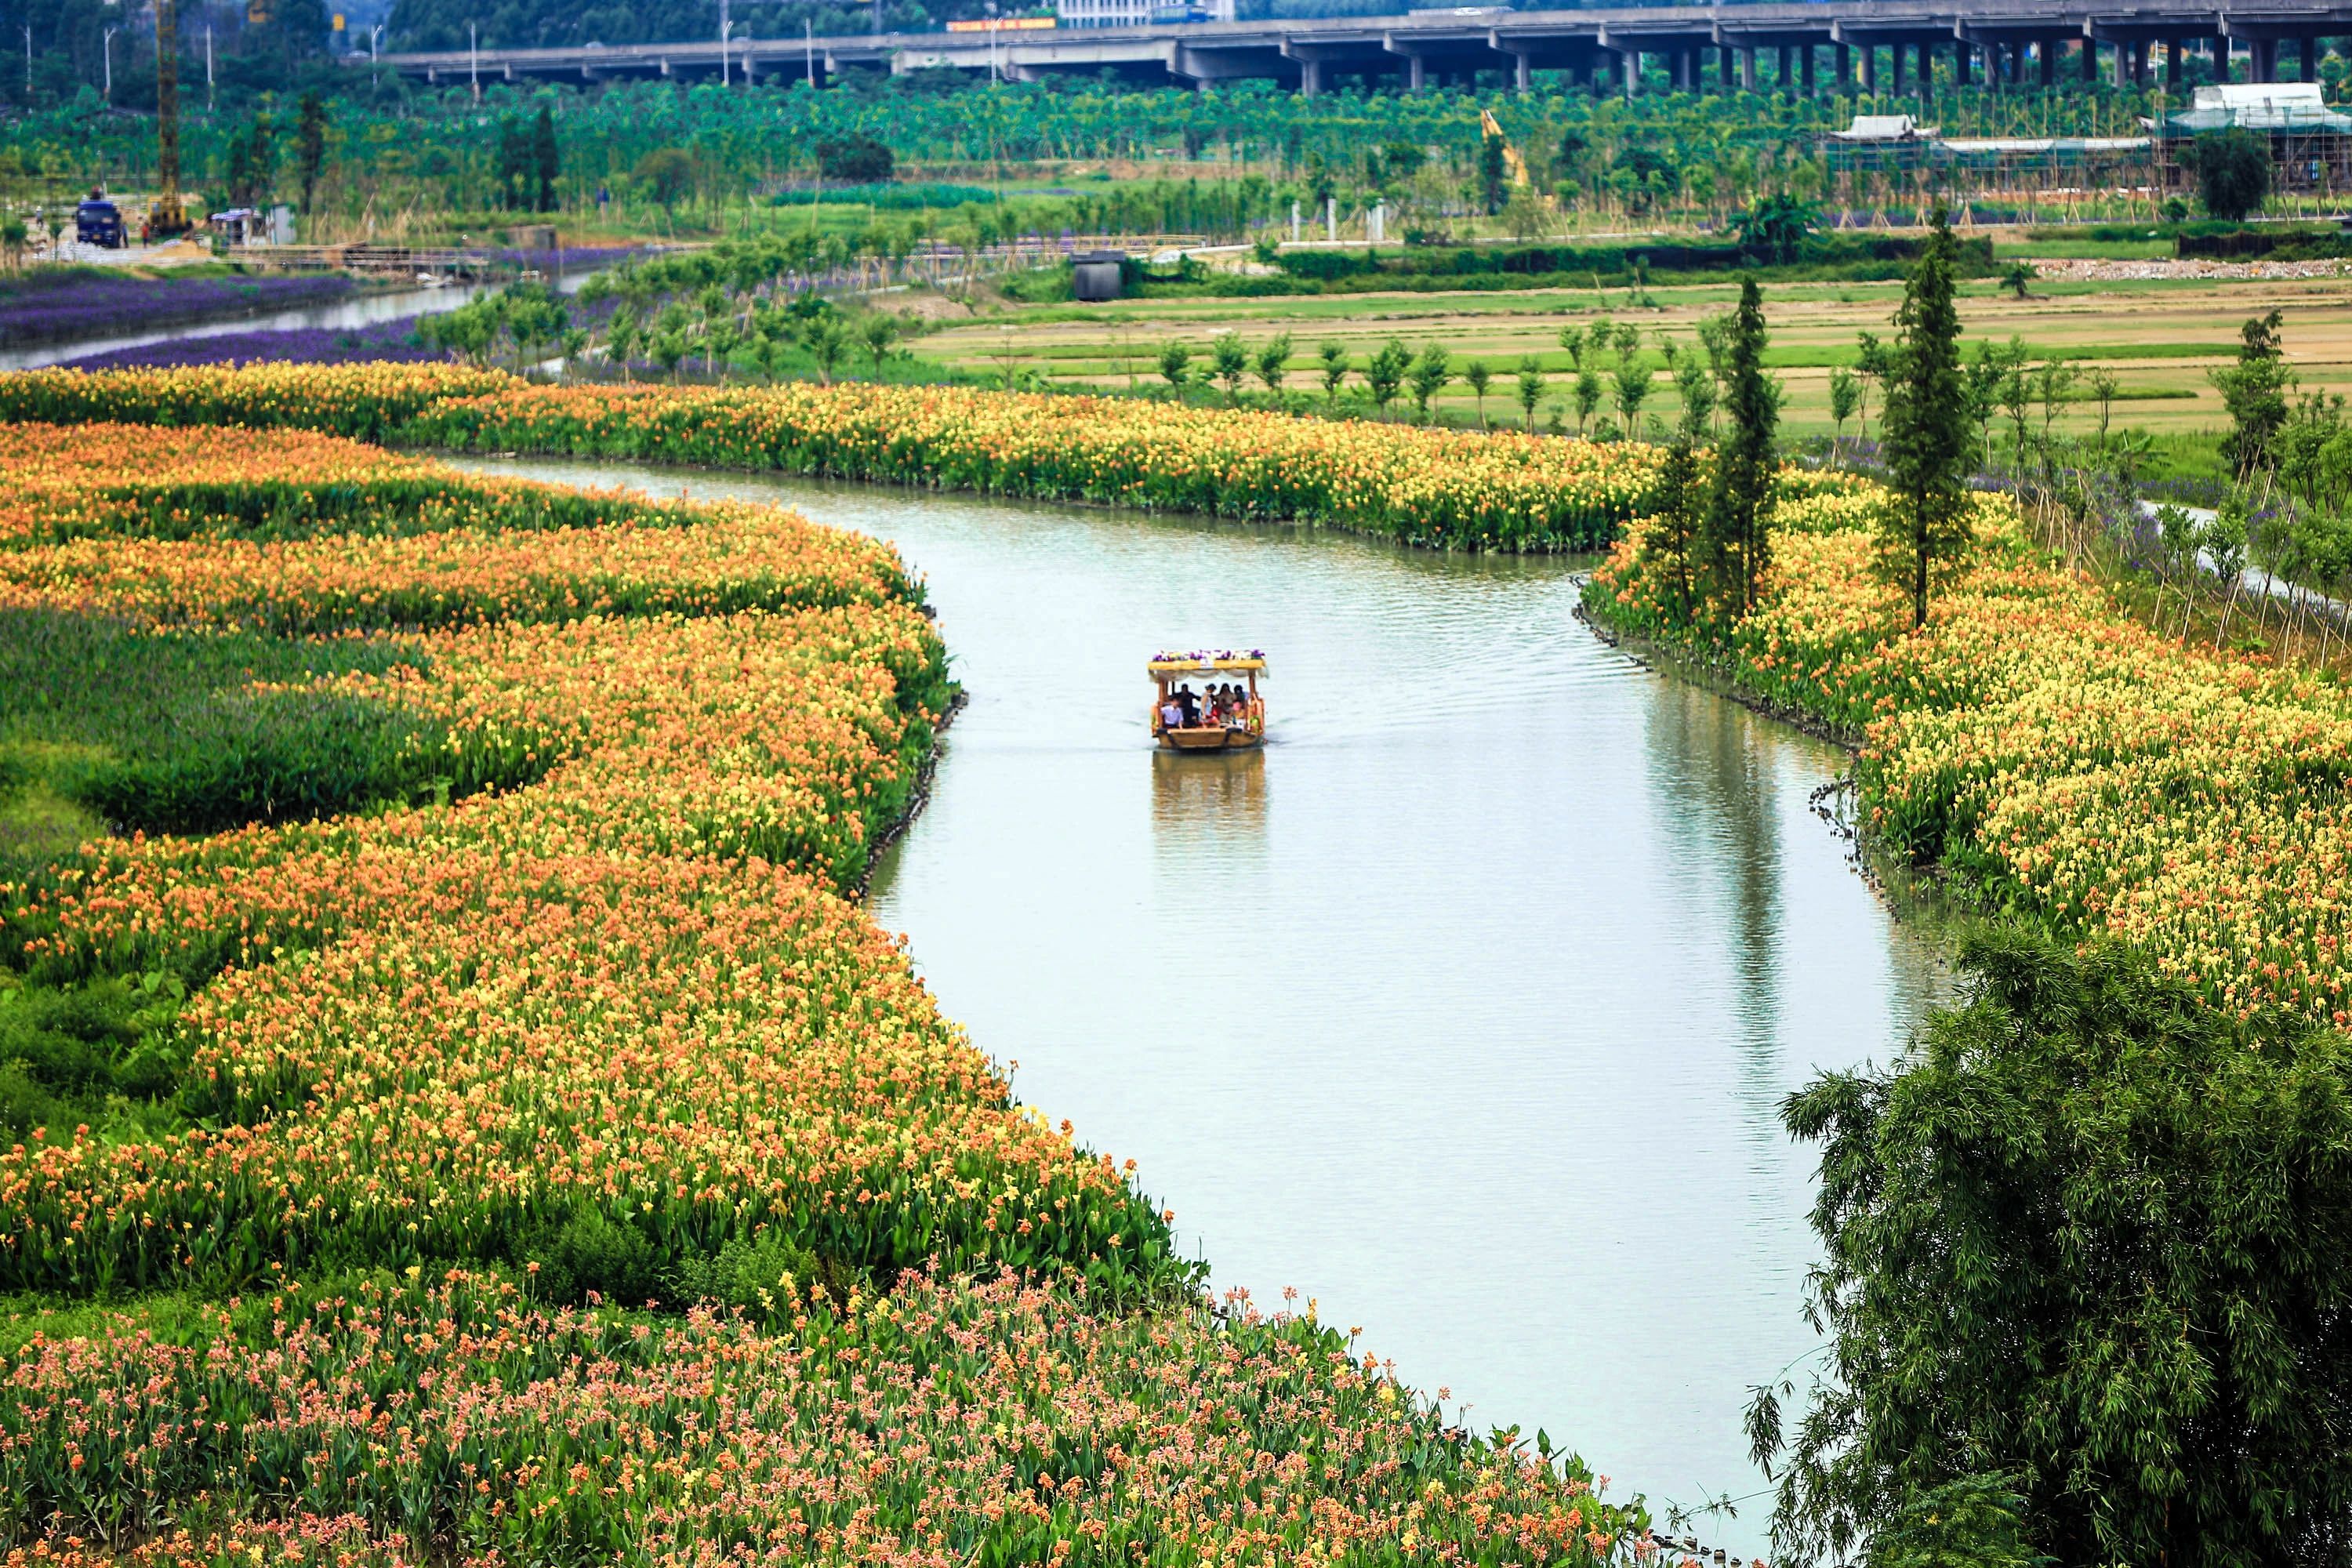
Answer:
xmin=918 ymin=264 xmax=2352 ymax=442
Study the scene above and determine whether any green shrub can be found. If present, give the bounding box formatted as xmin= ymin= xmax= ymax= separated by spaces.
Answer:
xmin=670 ymin=1227 xmax=870 ymax=1317
xmin=0 ymin=973 xmax=188 ymax=1138
xmin=520 ymin=1209 xmax=662 ymax=1306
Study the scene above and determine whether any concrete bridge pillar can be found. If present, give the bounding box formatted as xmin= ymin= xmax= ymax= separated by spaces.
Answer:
xmin=1621 ymin=46 xmax=1639 ymax=96
xmin=2303 ymin=36 xmax=2318 ymax=82
xmin=2164 ymin=38 xmax=2181 ymax=87
xmin=1298 ymin=56 xmax=1321 ymax=95
xmin=2038 ymin=40 xmax=2053 ymax=85
xmin=1890 ymin=41 xmax=1906 ymax=92
xmin=1405 ymin=52 xmax=1425 ymax=90
xmin=1513 ymin=50 xmax=1532 ymax=92
xmin=2253 ymin=37 xmax=2277 ymax=82
xmin=1802 ymin=42 xmax=1816 ymax=92
xmin=1835 ymin=41 xmax=1850 ymax=88
xmin=1858 ymin=42 xmax=1875 ymax=92
xmin=1777 ymin=44 xmax=1791 ymax=86
xmin=1738 ymin=45 xmax=1754 ymax=89
xmin=1719 ymin=45 xmax=1733 ymax=89
xmin=1955 ymin=41 xmax=1972 ymax=85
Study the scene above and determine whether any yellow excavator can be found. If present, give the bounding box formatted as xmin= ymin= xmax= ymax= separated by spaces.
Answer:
xmin=1479 ymin=107 xmax=1531 ymax=190
xmin=1479 ymin=107 xmax=1556 ymax=212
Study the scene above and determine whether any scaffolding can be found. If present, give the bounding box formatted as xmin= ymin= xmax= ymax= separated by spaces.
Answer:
xmin=1821 ymin=115 xmax=2160 ymax=219
xmin=2157 ymin=82 xmax=2352 ymax=197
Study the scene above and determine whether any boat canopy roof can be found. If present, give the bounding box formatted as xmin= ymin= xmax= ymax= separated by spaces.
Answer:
xmin=1149 ymin=651 xmax=1266 ymax=676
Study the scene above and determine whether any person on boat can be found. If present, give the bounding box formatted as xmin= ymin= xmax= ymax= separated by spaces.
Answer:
xmin=1176 ymin=685 xmax=1200 ymax=727
xmin=1160 ymin=692 xmax=1184 ymax=731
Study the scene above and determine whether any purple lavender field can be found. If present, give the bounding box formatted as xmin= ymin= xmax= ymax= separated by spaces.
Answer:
xmin=0 ymin=270 xmax=357 ymax=347
xmin=59 ymin=315 xmax=447 ymax=371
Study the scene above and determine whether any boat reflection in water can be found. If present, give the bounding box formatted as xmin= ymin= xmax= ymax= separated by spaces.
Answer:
xmin=1152 ymin=746 xmax=1267 ymax=849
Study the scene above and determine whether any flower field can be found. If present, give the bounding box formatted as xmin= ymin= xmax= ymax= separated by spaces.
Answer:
xmin=0 ymin=366 xmax=1665 ymax=552
xmin=0 ymin=365 xmax=510 ymax=443
xmin=0 ymin=414 xmax=1652 ymax=1564
xmin=0 ymin=274 xmax=356 ymax=350
xmin=1589 ymin=487 xmax=2352 ymax=1027
xmin=56 ymin=318 xmax=447 ymax=373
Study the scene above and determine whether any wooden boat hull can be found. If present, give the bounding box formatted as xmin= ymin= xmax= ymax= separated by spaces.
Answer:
xmin=1159 ymin=727 xmax=1263 ymax=751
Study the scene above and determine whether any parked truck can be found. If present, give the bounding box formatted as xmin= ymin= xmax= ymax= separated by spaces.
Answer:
xmin=74 ymin=191 xmax=124 ymax=249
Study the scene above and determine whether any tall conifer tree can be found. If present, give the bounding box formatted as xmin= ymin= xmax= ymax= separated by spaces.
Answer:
xmin=1707 ymin=275 xmax=1779 ymax=619
xmin=1878 ymin=207 xmax=1975 ymax=630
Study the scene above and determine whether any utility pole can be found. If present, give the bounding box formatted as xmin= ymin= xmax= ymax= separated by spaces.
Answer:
xmin=804 ymin=16 xmax=813 ymax=86
xmin=469 ymin=20 xmax=479 ymax=101
xmin=717 ymin=0 xmax=728 ymax=85
xmin=20 ymin=26 xmax=30 ymax=98
xmin=103 ymin=24 xmax=118 ymax=101
xmin=205 ymin=21 xmax=214 ymax=110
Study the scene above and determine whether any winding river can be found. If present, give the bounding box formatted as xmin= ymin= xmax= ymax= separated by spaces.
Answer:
xmin=465 ymin=457 xmax=1951 ymax=1555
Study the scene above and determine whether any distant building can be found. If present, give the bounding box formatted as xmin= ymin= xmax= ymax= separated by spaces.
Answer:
xmin=1055 ymin=0 xmax=1149 ymax=26
xmin=1056 ymin=0 xmax=1229 ymax=26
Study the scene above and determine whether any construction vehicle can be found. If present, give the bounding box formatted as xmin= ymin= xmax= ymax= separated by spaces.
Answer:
xmin=74 ymin=191 xmax=125 ymax=248
xmin=1478 ymin=107 xmax=1532 ymax=190
xmin=147 ymin=0 xmax=191 ymax=241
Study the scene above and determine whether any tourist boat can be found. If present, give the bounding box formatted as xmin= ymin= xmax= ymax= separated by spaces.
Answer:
xmin=1149 ymin=650 xmax=1266 ymax=750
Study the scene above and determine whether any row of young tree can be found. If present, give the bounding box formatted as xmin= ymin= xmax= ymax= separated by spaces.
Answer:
xmin=20 ymin=71 xmax=2237 ymax=239
xmin=1631 ymin=209 xmax=1975 ymax=634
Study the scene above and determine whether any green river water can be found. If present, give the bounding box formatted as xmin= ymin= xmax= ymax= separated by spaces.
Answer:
xmin=466 ymin=456 xmax=1951 ymax=1556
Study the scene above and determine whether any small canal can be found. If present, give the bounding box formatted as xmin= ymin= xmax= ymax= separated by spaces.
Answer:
xmin=0 ymin=270 xmax=600 ymax=373
xmin=466 ymin=457 xmax=1951 ymax=1555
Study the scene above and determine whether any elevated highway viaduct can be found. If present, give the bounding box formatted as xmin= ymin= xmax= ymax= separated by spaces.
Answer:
xmin=354 ymin=0 xmax=2352 ymax=97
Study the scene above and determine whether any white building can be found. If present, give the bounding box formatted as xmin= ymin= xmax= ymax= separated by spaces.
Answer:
xmin=1054 ymin=0 xmax=1232 ymax=28
xmin=1054 ymin=0 xmax=1152 ymax=27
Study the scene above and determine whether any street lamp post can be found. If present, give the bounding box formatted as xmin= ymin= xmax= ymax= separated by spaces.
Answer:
xmin=469 ymin=20 xmax=479 ymax=101
xmin=103 ymin=24 xmax=118 ymax=100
